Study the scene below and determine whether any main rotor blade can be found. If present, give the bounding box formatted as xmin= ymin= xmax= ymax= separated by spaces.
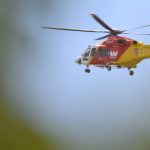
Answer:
xmin=42 ymin=26 xmax=109 ymax=33
xmin=95 ymin=34 xmax=111 ymax=40
xmin=123 ymin=25 xmax=150 ymax=32
xmin=90 ymin=14 xmax=114 ymax=32
xmin=123 ymin=32 xmax=150 ymax=35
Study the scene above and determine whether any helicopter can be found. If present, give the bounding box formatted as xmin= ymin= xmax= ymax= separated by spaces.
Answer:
xmin=43 ymin=14 xmax=150 ymax=76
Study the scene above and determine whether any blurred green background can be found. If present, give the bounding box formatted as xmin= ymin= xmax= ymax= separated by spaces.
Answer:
xmin=0 ymin=0 xmax=59 ymax=149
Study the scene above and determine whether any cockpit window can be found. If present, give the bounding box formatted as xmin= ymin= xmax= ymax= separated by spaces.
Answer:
xmin=98 ymin=48 xmax=109 ymax=57
xmin=90 ymin=47 xmax=96 ymax=57
xmin=83 ymin=46 xmax=91 ymax=57
xmin=84 ymin=49 xmax=90 ymax=57
xmin=83 ymin=45 xmax=96 ymax=58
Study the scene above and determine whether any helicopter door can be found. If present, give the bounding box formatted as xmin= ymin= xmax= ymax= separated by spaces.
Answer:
xmin=98 ymin=48 xmax=109 ymax=64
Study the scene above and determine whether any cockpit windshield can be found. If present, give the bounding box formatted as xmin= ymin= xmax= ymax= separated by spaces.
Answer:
xmin=83 ymin=46 xmax=91 ymax=57
xmin=83 ymin=45 xmax=96 ymax=58
xmin=90 ymin=47 xmax=96 ymax=57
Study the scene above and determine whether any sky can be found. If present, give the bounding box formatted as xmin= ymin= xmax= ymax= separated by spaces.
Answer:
xmin=2 ymin=0 xmax=150 ymax=149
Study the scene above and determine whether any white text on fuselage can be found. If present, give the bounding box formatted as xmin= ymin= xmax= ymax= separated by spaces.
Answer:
xmin=109 ymin=51 xmax=118 ymax=58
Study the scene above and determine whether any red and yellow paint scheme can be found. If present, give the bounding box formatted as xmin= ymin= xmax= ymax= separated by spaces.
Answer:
xmin=43 ymin=14 xmax=150 ymax=75
xmin=75 ymin=35 xmax=150 ymax=75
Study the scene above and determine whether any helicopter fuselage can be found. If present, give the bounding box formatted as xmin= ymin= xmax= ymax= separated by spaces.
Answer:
xmin=75 ymin=36 xmax=150 ymax=74
xmin=43 ymin=14 xmax=150 ymax=75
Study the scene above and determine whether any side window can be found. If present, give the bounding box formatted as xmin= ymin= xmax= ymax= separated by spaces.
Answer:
xmin=98 ymin=48 xmax=103 ymax=57
xmin=98 ymin=48 xmax=109 ymax=58
xmin=90 ymin=48 xmax=96 ymax=57
xmin=104 ymin=49 xmax=109 ymax=57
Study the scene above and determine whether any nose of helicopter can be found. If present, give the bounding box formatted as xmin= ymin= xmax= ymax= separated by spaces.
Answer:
xmin=75 ymin=56 xmax=82 ymax=64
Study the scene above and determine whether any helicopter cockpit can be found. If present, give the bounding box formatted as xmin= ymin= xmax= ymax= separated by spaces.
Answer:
xmin=75 ymin=45 xmax=96 ymax=64
xmin=83 ymin=45 xmax=91 ymax=58
xmin=83 ymin=45 xmax=96 ymax=58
